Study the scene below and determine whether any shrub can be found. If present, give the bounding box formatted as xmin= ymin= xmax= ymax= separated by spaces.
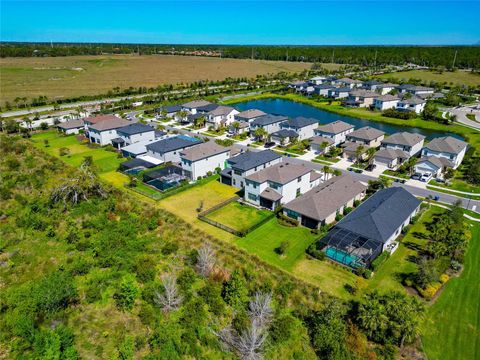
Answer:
xmin=39 ymin=122 xmax=49 ymax=130
xmin=59 ymin=147 xmax=70 ymax=156
xmin=114 ymin=274 xmax=139 ymax=311
xmin=439 ymin=273 xmax=449 ymax=284
xmin=418 ymin=283 xmax=441 ymax=300
xmin=343 ymin=207 xmax=353 ymax=215
xmin=335 ymin=213 xmax=344 ymax=222
xmin=161 ymin=241 xmax=179 ymax=255
xmin=306 ymin=243 xmax=325 ymax=261
xmin=371 ymin=251 xmax=389 ymax=272
xmin=450 ymin=260 xmax=462 ymax=271
xmin=353 ymin=199 xmax=361 ymax=207
xmin=401 ymin=225 xmax=411 ymax=234
xmin=275 ymin=240 xmax=290 ymax=255
xmin=277 ymin=212 xmax=298 ymax=227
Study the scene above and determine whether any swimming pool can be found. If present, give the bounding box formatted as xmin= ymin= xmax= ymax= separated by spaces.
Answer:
xmin=325 ymin=247 xmax=361 ymax=268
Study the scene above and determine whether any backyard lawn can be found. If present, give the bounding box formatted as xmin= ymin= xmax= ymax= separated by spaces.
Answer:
xmin=422 ymin=221 xmax=480 ymax=360
xmin=205 ymin=201 xmax=271 ymax=232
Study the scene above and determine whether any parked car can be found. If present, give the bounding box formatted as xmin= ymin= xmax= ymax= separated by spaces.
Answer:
xmin=264 ymin=142 xmax=276 ymax=148
xmin=365 ymin=164 xmax=376 ymax=171
xmin=411 ymin=173 xmax=422 ymax=180
xmin=420 ymin=172 xmax=433 ymax=182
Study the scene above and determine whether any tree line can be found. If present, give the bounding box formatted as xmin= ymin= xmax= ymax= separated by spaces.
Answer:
xmin=1 ymin=42 xmax=480 ymax=69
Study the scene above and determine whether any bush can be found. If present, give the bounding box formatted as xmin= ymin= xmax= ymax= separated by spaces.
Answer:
xmin=418 ymin=283 xmax=441 ymax=300
xmin=383 ymin=108 xmax=417 ymax=119
xmin=306 ymin=243 xmax=325 ymax=260
xmin=114 ymin=274 xmax=139 ymax=311
xmin=343 ymin=207 xmax=353 ymax=215
xmin=161 ymin=241 xmax=179 ymax=255
xmin=59 ymin=147 xmax=70 ymax=156
xmin=353 ymin=199 xmax=361 ymax=207
xmin=401 ymin=225 xmax=411 ymax=234
xmin=275 ymin=240 xmax=290 ymax=255
xmin=371 ymin=251 xmax=389 ymax=271
xmin=439 ymin=273 xmax=449 ymax=284
xmin=335 ymin=213 xmax=344 ymax=222
xmin=450 ymin=260 xmax=462 ymax=271
xmin=39 ymin=122 xmax=49 ymax=130
xmin=277 ymin=212 xmax=298 ymax=227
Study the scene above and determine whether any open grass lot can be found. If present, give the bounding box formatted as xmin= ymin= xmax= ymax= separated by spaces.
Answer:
xmin=429 ymin=178 xmax=480 ymax=194
xmin=422 ymin=221 xmax=480 ymax=360
xmin=378 ymin=69 xmax=480 ymax=87
xmin=31 ymin=131 xmax=125 ymax=173
xmin=0 ymin=54 xmax=312 ymax=105
xmin=205 ymin=201 xmax=271 ymax=232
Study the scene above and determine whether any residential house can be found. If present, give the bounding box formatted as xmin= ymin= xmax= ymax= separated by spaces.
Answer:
xmin=372 ymin=149 xmax=409 ymax=170
xmin=414 ymin=156 xmax=454 ymax=177
xmin=380 ymin=132 xmax=425 ymax=157
xmin=244 ymin=162 xmax=322 ymax=210
xmin=196 ymin=103 xmax=220 ymax=114
xmin=396 ymin=97 xmax=426 ymax=114
xmin=228 ymin=121 xmax=250 ymax=135
xmin=235 ymin=109 xmax=267 ymax=123
xmin=250 ymin=115 xmax=289 ymax=135
xmin=373 ymin=94 xmax=400 ymax=111
xmin=319 ymin=187 xmax=421 ymax=267
xmin=288 ymin=81 xmax=309 ymax=92
xmin=310 ymin=76 xmax=327 ymax=85
xmin=377 ymin=83 xmax=398 ymax=95
xmin=314 ymin=120 xmax=355 ymax=146
xmin=83 ymin=114 xmax=123 ymax=135
xmin=145 ymin=135 xmax=202 ymax=163
xmin=121 ymin=138 xmax=168 ymax=158
xmin=180 ymin=142 xmax=231 ymax=180
xmin=279 ymin=117 xmax=318 ymax=140
xmin=362 ymin=80 xmax=384 ymax=91
xmin=396 ymin=84 xmax=434 ymax=96
xmin=328 ymin=87 xmax=351 ymax=99
xmin=309 ymin=136 xmax=335 ymax=154
xmin=418 ymin=136 xmax=468 ymax=169
xmin=182 ymin=100 xmax=212 ymax=115
xmin=345 ymin=90 xmax=378 ymax=108
xmin=346 ymin=126 xmax=385 ymax=148
xmin=206 ymin=106 xmax=239 ymax=129
xmin=57 ymin=119 xmax=84 ymax=135
xmin=270 ymin=129 xmax=299 ymax=145
xmin=115 ymin=123 xmax=156 ymax=148
xmin=283 ymin=175 xmax=367 ymax=228
xmin=220 ymin=150 xmax=283 ymax=189
xmin=87 ymin=117 xmax=131 ymax=146
xmin=156 ymin=105 xmax=182 ymax=118
xmin=313 ymin=84 xmax=335 ymax=97
xmin=336 ymin=78 xmax=363 ymax=89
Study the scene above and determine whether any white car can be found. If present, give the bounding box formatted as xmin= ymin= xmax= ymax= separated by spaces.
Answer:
xmin=420 ymin=172 xmax=433 ymax=182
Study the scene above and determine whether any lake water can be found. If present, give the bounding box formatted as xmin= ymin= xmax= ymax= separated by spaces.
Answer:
xmin=234 ymin=98 xmax=463 ymax=141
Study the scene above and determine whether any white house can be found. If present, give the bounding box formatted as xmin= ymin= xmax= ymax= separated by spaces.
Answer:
xmin=310 ymin=136 xmax=335 ymax=154
xmin=206 ymin=106 xmax=239 ymax=129
xmin=314 ymin=120 xmax=355 ymax=145
xmin=373 ymin=149 xmax=410 ymax=170
xmin=83 ymin=114 xmax=123 ymax=135
xmin=288 ymin=81 xmax=309 ymax=92
xmin=374 ymin=94 xmax=400 ymax=111
xmin=414 ymin=156 xmax=454 ymax=177
xmin=279 ymin=117 xmax=318 ymax=140
xmin=419 ymin=136 xmax=468 ymax=169
xmin=328 ymin=87 xmax=351 ymax=99
xmin=116 ymin=123 xmax=156 ymax=147
xmin=345 ymin=90 xmax=378 ymax=108
xmin=270 ymin=129 xmax=299 ymax=145
xmin=362 ymin=80 xmax=384 ymax=91
xmin=310 ymin=76 xmax=327 ymax=85
xmin=181 ymin=100 xmax=212 ymax=115
xmin=380 ymin=132 xmax=425 ymax=157
xmin=250 ymin=115 xmax=289 ymax=135
xmin=156 ymin=105 xmax=182 ymax=119
xmin=220 ymin=150 xmax=283 ymax=189
xmin=87 ymin=117 xmax=131 ymax=146
xmin=346 ymin=126 xmax=385 ymax=148
xmin=396 ymin=84 xmax=434 ymax=96
xmin=145 ymin=135 xmax=203 ymax=163
xmin=244 ymin=162 xmax=322 ymax=210
xmin=57 ymin=119 xmax=85 ymax=135
xmin=377 ymin=83 xmax=398 ymax=95
xmin=180 ymin=142 xmax=231 ymax=180
xmin=396 ymin=97 xmax=426 ymax=114
xmin=313 ymin=85 xmax=336 ymax=97
xmin=336 ymin=78 xmax=363 ymax=89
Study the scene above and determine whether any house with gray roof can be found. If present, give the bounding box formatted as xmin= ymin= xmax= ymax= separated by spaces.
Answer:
xmin=310 ymin=76 xmax=327 ymax=85
xmin=235 ymin=109 xmax=267 ymax=123
xmin=283 ymin=175 xmax=367 ymax=229
xmin=396 ymin=84 xmax=434 ymax=96
xmin=313 ymin=84 xmax=336 ymax=96
xmin=418 ymin=136 xmax=468 ymax=170
xmin=250 ymin=115 xmax=289 ymax=135
xmin=156 ymin=105 xmax=182 ymax=118
xmin=87 ymin=116 xmax=132 ymax=146
xmin=196 ymin=103 xmax=220 ymax=114
xmin=396 ymin=96 xmax=426 ymax=114
xmin=380 ymin=132 xmax=425 ymax=157
xmin=270 ymin=129 xmax=299 ymax=145
xmin=280 ymin=117 xmax=318 ymax=140
xmin=314 ymin=120 xmax=355 ymax=145
xmin=206 ymin=106 xmax=239 ymax=129
xmin=373 ymin=148 xmax=409 ymax=170
xmin=362 ymin=80 xmax=384 ymax=91
xmin=244 ymin=162 xmax=322 ymax=210
xmin=145 ymin=135 xmax=202 ymax=163
xmin=117 ymin=123 xmax=156 ymax=146
xmin=377 ymin=83 xmax=398 ymax=95
xmin=220 ymin=150 xmax=282 ymax=189
xmin=373 ymin=94 xmax=400 ymax=111
xmin=181 ymin=100 xmax=212 ymax=114
xmin=336 ymin=78 xmax=363 ymax=89
xmin=318 ymin=187 xmax=421 ymax=268
xmin=180 ymin=142 xmax=231 ymax=180
xmin=57 ymin=119 xmax=84 ymax=135
xmin=328 ymin=87 xmax=352 ymax=99
xmin=345 ymin=90 xmax=379 ymax=108
xmin=309 ymin=135 xmax=335 ymax=154
xmin=346 ymin=126 xmax=385 ymax=147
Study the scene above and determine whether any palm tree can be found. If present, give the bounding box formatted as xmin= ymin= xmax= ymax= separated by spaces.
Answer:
xmin=366 ymin=147 xmax=376 ymax=163
xmin=355 ymin=145 xmax=365 ymax=164
xmin=253 ymin=127 xmax=267 ymax=142
xmin=320 ymin=141 xmax=330 ymax=154
xmin=323 ymin=165 xmax=332 ymax=181
xmin=177 ymin=110 xmax=189 ymax=123
xmin=232 ymin=121 xmax=241 ymax=134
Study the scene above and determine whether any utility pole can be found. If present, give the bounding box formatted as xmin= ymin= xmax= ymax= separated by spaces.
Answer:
xmin=452 ymin=50 xmax=458 ymax=69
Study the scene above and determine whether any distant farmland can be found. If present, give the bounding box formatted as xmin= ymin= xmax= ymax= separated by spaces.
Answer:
xmin=378 ymin=69 xmax=480 ymax=87
xmin=0 ymin=54 xmax=315 ymax=105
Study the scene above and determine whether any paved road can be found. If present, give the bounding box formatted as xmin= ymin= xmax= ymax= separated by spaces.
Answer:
xmin=448 ymin=106 xmax=480 ymax=130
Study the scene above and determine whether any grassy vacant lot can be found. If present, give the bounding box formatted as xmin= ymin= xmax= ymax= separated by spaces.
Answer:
xmin=378 ymin=69 xmax=480 ymax=87
xmin=0 ymin=54 xmax=311 ymax=105
xmin=422 ymin=221 xmax=480 ymax=360
xmin=205 ymin=201 xmax=271 ymax=232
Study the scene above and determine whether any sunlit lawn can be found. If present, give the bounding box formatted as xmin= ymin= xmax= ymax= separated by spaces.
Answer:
xmin=205 ymin=202 xmax=271 ymax=232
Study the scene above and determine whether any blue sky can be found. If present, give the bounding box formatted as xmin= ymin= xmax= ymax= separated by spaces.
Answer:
xmin=1 ymin=1 xmax=479 ymax=45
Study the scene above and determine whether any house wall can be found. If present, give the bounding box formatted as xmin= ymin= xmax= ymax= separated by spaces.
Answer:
xmin=373 ymin=155 xmax=398 ymax=169
xmin=181 ymin=151 xmax=230 ymax=180
xmin=230 ymin=157 xmax=283 ymax=189
xmin=382 ymin=205 xmax=420 ymax=252
xmin=347 ymin=135 xmax=385 ymax=148
xmin=311 ymin=142 xmax=333 ymax=154
xmin=120 ymin=131 xmax=155 ymax=145
xmin=315 ymin=128 xmax=354 ymax=146
xmin=382 ymin=140 xmax=423 ymax=157
xmin=396 ymin=102 xmax=426 ymax=114
xmin=422 ymin=147 xmax=466 ymax=168
xmin=89 ymin=129 xmax=119 ymax=146
xmin=374 ymin=99 xmax=399 ymax=110
xmin=147 ymin=146 xmax=194 ymax=163
xmin=251 ymin=122 xmax=283 ymax=135
xmin=59 ymin=127 xmax=82 ymax=135
xmin=379 ymin=86 xmax=395 ymax=95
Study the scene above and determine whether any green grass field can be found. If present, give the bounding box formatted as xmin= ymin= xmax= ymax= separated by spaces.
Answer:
xmin=422 ymin=221 xmax=480 ymax=360
xmin=378 ymin=69 xmax=480 ymax=87
xmin=205 ymin=201 xmax=271 ymax=232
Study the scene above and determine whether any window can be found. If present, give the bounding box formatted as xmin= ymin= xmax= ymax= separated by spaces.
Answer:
xmin=248 ymin=193 xmax=258 ymax=201
xmin=234 ymin=169 xmax=242 ymax=176
xmin=297 ymin=176 xmax=302 ymax=183
xmin=285 ymin=209 xmax=299 ymax=219
xmin=296 ymin=188 xmax=301 ymax=197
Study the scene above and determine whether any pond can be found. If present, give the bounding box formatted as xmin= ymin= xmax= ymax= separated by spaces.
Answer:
xmin=234 ymin=98 xmax=463 ymax=141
